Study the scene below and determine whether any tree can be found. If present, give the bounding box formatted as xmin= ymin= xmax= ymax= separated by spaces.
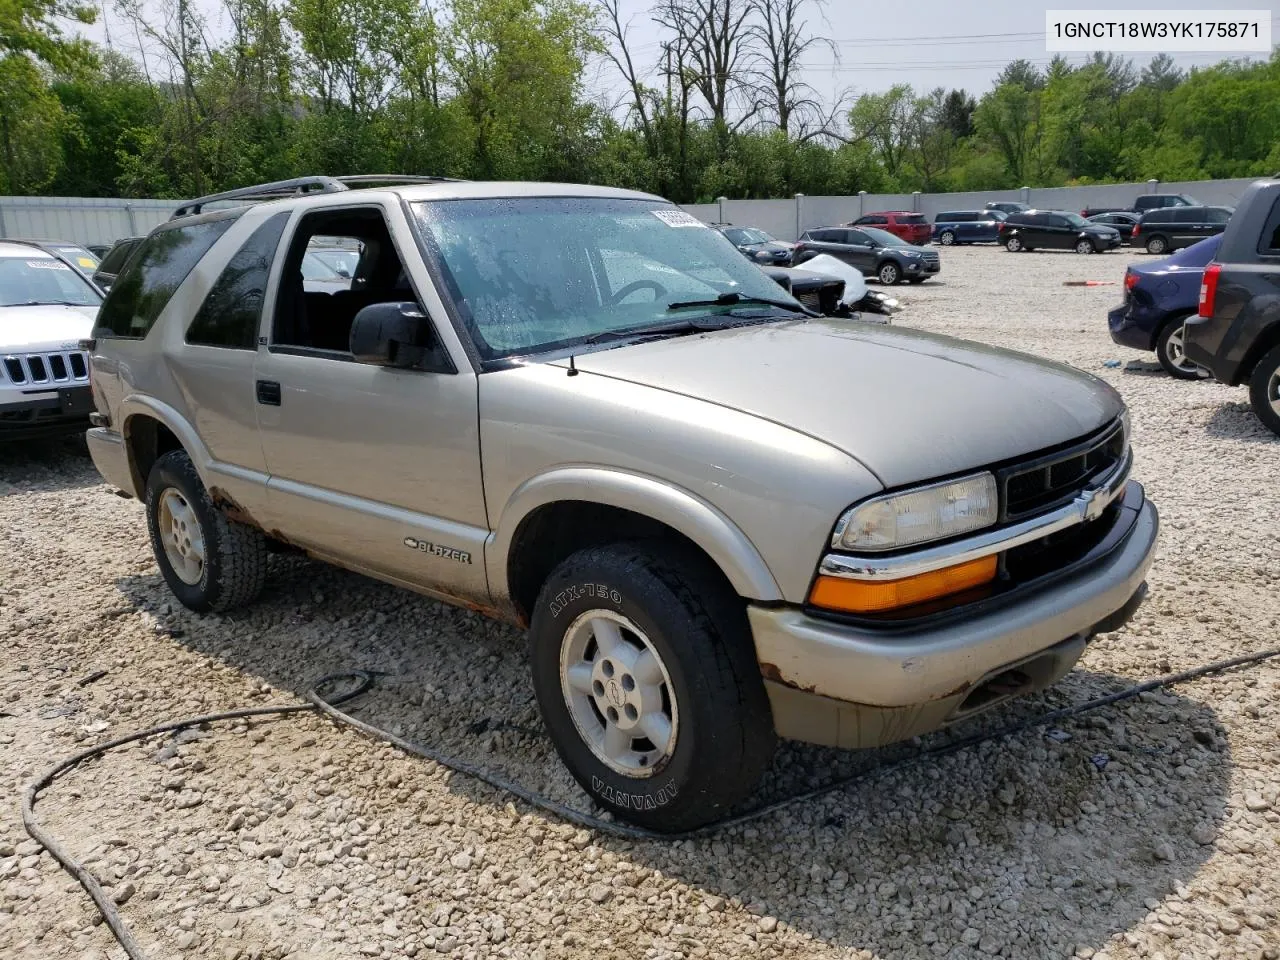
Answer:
xmin=938 ymin=88 xmax=974 ymax=139
xmin=746 ymin=0 xmax=831 ymax=135
xmin=653 ymin=0 xmax=755 ymax=131
xmin=847 ymin=84 xmax=915 ymax=182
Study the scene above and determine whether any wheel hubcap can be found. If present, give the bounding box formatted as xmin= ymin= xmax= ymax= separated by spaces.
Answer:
xmin=560 ymin=610 xmax=678 ymax=777
xmin=880 ymin=266 xmax=896 ymax=283
xmin=1268 ymin=370 xmax=1280 ymax=417
xmin=1077 ymin=241 xmax=1091 ymax=253
xmin=1165 ymin=324 xmax=1208 ymax=377
xmin=158 ymin=488 xmax=206 ymax=585
xmin=941 ymin=233 xmax=954 ymax=245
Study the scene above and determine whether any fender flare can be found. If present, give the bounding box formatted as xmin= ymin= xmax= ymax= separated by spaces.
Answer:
xmin=117 ymin=395 xmax=213 ymax=495
xmin=487 ymin=467 xmax=784 ymax=604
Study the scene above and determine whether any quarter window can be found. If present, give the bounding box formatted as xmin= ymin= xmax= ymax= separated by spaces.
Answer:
xmin=96 ymin=218 xmax=235 ymax=339
xmin=187 ymin=213 xmax=289 ymax=349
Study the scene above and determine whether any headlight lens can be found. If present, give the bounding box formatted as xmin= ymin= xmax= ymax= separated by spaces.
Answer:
xmin=834 ymin=472 xmax=999 ymax=552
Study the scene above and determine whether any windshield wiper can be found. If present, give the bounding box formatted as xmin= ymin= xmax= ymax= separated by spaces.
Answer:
xmin=14 ymin=299 xmax=97 ymax=307
xmin=666 ymin=291 xmax=813 ymax=314
xmin=581 ymin=318 xmax=732 ymax=345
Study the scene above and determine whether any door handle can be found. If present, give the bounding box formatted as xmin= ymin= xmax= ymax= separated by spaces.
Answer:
xmin=256 ymin=380 xmax=281 ymax=406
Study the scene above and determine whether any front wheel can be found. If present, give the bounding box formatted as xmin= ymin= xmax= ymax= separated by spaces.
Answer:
xmin=938 ymin=231 xmax=956 ymax=245
xmin=529 ymin=543 xmax=776 ymax=832
xmin=1074 ymin=239 xmax=1095 ymax=254
xmin=1248 ymin=345 xmax=1280 ymax=436
xmin=1146 ymin=235 xmax=1168 ymax=255
xmin=1005 ymin=236 xmax=1023 ymax=252
xmin=1155 ymin=318 xmax=1210 ymax=381
xmin=145 ymin=450 xmax=268 ymax=613
xmin=877 ymin=261 xmax=901 ymax=285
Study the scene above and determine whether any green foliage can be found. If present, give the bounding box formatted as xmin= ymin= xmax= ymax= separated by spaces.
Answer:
xmin=2 ymin=0 xmax=1279 ymax=202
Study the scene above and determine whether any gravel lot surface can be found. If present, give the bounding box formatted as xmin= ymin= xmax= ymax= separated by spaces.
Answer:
xmin=3 ymin=244 xmax=1279 ymax=960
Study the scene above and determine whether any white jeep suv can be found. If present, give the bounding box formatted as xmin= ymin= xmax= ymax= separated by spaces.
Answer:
xmin=0 ymin=241 xmax=102 ymax=441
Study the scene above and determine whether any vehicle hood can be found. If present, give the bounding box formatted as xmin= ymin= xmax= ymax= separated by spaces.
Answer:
xmin=560 ymin=320 xmax=1122 ymax=487
xmin=0 ymin=304 xmax=98 ymax=351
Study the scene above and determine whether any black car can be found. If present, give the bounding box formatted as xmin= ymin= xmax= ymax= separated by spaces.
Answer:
xmin=1132 ymin=205 xmax=1233 ymax=255
xmin=1184 ymin=176 xmax=1280 ymax=434
xmin=985 ymin=201 xmax=1030 ymax=215
xmin=1087 ymin=211 xmax=1141 ymax=241
xmin=998 ymin=210 xmax=1122 ymax=254
xmin=91 ymin=236 xmax=143 ymax=291
xmin=758 ymin=264 xmax=844 ymax=314
xmin=714 ymin=224 xmax=795 ymax=266
xmin=792 ymin=226 xmax=940 ymax=285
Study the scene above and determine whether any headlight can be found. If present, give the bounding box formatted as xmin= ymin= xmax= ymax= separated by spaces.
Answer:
xmin=833 ymin=472 xmax=998 ymax=552
xmin=753 ymin=250 xmax=772 ymax=260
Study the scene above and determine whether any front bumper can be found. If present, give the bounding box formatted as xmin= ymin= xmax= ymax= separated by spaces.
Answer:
xmin=904 ymin=259 xmax=941 ymax=276
xmin=751 ymin=483 xmax=1158 ymax=748
xmin=0 ymin=386 xmax=93 ymax=441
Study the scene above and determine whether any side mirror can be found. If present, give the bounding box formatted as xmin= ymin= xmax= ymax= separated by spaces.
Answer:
xmin=350 ymin=302 xmax=434 ymax=368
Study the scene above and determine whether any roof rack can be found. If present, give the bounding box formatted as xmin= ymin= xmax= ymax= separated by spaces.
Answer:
xmin=171 ymin=174 xmax=459 ymax=219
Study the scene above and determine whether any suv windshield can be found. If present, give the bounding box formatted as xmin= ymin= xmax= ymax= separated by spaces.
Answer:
xmin=723 ymin=227 xmax=772 ymax=245
xmin=0 ymin=255 xmax=102 ymax=307
xmin=861 ymin=227 xmax=908 ymax=246
xmin=413 ymin=197 xmax=803 ymax=360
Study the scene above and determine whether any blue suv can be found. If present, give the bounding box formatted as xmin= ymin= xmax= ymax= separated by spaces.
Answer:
xmin=932 ymin=210 xmax=1006 ymax=245
xmin=1108 ymin=233 xmax=1219 ymax=379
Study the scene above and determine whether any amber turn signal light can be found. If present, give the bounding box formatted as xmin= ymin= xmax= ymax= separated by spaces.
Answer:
xmin=809 ymin=555 xmax=998 ymax=614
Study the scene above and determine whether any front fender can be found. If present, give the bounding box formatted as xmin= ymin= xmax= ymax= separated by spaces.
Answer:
xmin=486 ymin=466 xmax=784 ymax=605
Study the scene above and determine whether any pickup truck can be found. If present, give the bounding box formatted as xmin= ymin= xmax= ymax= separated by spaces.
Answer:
xmin=1081 ymin=194 xmax=1199 ymax=218
xmin=1183 ymin=175 xmax=1280 ymax=435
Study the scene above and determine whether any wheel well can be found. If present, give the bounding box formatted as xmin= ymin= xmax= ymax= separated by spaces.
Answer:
xmin=1237 ymin=324 xmax=1280 ymax=385
xmin=125 ymin=414 xmax=182 ymax=492
xmin=506 ymin=501 xmax=737 ymax=625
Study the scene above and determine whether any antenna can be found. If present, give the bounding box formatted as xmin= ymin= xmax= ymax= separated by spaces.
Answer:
xmin=567 ymin=354 xmax=579 ymax=377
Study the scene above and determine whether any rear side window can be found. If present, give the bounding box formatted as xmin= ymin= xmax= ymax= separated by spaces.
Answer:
xmin=96 ymin=239 xmax=139 ymax=274
xmin=187 ymin=213 xmax=289 ymax=349
xmin=1260 ymin=195 xmax=1280 ymax=255
xmin=97 ymin=219 xmax=234 ymax=338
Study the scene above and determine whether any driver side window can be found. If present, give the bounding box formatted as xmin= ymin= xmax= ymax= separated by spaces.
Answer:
xmin=272 ymin=207 xmax=417 ymax=355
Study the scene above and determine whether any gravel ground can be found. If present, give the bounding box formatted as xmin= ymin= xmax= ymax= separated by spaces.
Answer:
xmin=3 ymin=244 xmax=1279 ymax=960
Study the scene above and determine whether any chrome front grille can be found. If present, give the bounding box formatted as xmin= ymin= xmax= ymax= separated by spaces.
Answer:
xmin=1 ymin=350 xmax=91 ymax=386
xmin=999 ymin=420 xmax=1127 ymax=522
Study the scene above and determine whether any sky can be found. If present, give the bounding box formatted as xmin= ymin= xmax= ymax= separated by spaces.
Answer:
xmin=76 ymin=0 xmax=1280 ymax=119
xmin=583 ymin=0 xmax=1280 ymax=118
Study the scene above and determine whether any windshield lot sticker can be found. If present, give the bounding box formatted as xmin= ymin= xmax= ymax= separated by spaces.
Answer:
xmin=651 ymin=209 xmax=706 ymax=228
xmin=27 ymin=260 xmax=71 ymax=270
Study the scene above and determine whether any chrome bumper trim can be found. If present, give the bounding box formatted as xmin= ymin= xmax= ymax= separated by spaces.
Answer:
xmin=819 ymin=447 xmax=1133 ymax=582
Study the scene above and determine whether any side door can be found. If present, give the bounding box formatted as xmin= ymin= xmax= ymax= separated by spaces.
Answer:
xmin=1042 ymin=214 xmax=1073 ymax=248
xmin=841 ymin=229 xmax=881 ymax=274
xmin=805 ymin=228 xmax=850 ymax=266
xmin=1166 ymin=209 xmax=1197 ymax=249
xmin=251 ymin=199 xmax=490 ymax=605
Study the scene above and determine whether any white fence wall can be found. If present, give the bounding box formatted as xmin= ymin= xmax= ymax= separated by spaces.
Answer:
xmin=0 ymin=175 xmax=1270 ymax=246
xmin=0 ymin=196 xmax=175 ymax=246
xmin=681 ymin=176 xmax=1268 ymax=240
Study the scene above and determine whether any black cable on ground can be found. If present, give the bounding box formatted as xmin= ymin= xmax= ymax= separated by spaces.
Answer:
xmin=22 ymin=645 xmax=1280 ymax=960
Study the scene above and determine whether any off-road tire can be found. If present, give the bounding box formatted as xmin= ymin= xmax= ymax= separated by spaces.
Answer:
xmin=1145 ymin=234 xmax=1169 ymax=255
xmin=1248 ymin=344 xmax=1280 ymax=437
xmin=877 ymin=261 xmax=901 ymax=285
xmin=1155 ymin=317 xmax=1209 ymax=381
xmin=529 ymin=542 xmax=776 ymax=832
xmin=145 ymin=449 xmax=268 ymax=613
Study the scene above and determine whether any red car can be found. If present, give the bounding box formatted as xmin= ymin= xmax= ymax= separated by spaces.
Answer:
xmin=846 ymin=211 xmax=932 ymax=245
